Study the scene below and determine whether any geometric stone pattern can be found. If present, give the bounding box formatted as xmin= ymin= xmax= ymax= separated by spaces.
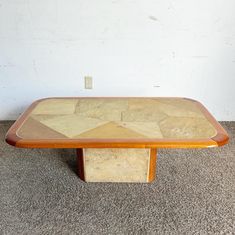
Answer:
xmin=83 ymin=148 xmax=150 ymax=182
xmin=16 ymin=98 xmax=217 ymax=139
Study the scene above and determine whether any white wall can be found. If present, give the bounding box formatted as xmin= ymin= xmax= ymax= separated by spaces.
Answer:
xmin=0 ymin=0 xmax=235 ymax=120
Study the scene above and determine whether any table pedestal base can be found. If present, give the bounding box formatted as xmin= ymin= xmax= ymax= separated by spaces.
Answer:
xmin=77 ymin=148 xmax=157 ymax=182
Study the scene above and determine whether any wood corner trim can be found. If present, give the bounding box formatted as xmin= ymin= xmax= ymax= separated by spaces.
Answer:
xmin=148 ymin=148 xmax=157 ymax=182
xmin=77 ymin=148 xmax=85 ymax=181
xmin=211 ymin=133 xmax=229 ymax=146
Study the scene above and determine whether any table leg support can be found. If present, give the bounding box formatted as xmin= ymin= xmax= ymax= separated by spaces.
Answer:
xmin=77 ymin=148 xmax=157 ymax=183
xmin=148 ymin=148 xmax=157 ymax=182
xmin=77 ymin=148 xmax=85 ymax=181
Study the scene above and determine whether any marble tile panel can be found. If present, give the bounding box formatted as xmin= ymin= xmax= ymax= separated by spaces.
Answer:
xmin=155 ymin=100 xmax=204 ymax=118
xmin=17 ymin=117 xmax=67 ymax=139
xmin=76 ymin=121 xmax=146 ymax=138
xmin=31 ymin=114 xmax=64 ymax=122
xmin=121 ymin=109 xmax=168 ymax=122
xmin=118 ymin=122 xmax=163 ymax=138
xmin=75 ymin=99 xmax=128 ymax=121
xmin=39 ymin=114 xmax=108 ymax=138
xmin=159 ymin=117 xmax=217 ymax=138
xmin=83 ymin=148 xmax=150 ymax=182
xmin=32 ymin=99 xmax=78 ymax=115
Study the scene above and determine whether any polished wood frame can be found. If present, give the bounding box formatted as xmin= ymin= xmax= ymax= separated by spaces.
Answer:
xmin=5 ymin=97 xmax=229 ymax=149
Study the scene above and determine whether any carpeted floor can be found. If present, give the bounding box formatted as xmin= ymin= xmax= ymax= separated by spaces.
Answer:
xmin=0 ymin=121 xmax=234 ymax=234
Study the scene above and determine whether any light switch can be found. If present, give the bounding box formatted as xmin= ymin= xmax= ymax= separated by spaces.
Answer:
xmin=84 ymin=76 xmax=93 ymax=89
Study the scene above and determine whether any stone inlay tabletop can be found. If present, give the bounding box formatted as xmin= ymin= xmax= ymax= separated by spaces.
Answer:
xmin=6 ymin=97 xmax=229 ymax=183
xmin=6 ymin=97 xmax=228 ymax=148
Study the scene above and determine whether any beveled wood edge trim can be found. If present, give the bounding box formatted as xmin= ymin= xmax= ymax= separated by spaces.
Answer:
xmin=5 ymin=99 xmax=42 ymax=147
xmin=211 ymin=133 xmax=229 ymax=146
xmin=5 ymin=96 xmax=228 ymax=148
xmin=193 ymin=100 xmax=229 ymax=147
xmin=76 ymin=148 xmax=85 ymax=181
xmin=11 ymin=138 xmax=218 ymax=149
xmin=148 ymin=149 xmax=157 ymax=182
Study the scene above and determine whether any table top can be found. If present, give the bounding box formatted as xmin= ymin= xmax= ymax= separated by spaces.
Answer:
xmin=6 ymin=97 xmax=229 ymax=148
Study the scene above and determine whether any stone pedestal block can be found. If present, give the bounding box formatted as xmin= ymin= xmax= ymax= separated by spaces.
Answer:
xmin=77 ymin=148 xmax=157 ymax=182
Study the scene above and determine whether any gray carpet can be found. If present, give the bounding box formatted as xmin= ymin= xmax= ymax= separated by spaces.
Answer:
xmin=0 ymin=121 xmax=234 ymax=235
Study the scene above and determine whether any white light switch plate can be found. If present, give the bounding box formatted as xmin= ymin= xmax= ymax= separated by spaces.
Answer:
xmin=84 ymin=76 xmax=93 ymax=89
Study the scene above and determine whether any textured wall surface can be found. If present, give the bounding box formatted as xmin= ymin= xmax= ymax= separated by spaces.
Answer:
xmin=0 ymin=0 xmax=235 ymax=120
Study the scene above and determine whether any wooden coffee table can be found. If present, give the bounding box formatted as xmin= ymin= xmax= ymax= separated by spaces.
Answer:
xmin=6 ymin=97 xmax=229 ymax=183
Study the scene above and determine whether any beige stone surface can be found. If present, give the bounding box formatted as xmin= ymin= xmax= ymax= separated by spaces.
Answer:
xmin=31 ymin=114 xmax=63 ymax=122
xmin=156 ymin=98 xmax=200 ymax=112
xmin=17 ymin=98 xmax=218 ymax=140
xmin=154 ymin=100 xmax=204 ymax=118
xmin=121 ymin=108 xmax=168 ymax=122
xmin=118 ymin=122 xmax=163 ymax=138
xmin=17 ymin=117 xmax=67 ymax=139
xmin=76 ymin=122 xmax=146 ymax=139
xmin=32 ymin=99 xmax=78 ymax=115
xmin=39 ymin=114 xmax=108 ymax=138
xmin=76 ymin=99 xmax=128 ymax=121
xmin=159 ymin=117 xmax=217 ymax=139
xmin=127 ymin=98 xmax=159 ymax=110
xmin=83 ymin=148 xmax=150 ymax=182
